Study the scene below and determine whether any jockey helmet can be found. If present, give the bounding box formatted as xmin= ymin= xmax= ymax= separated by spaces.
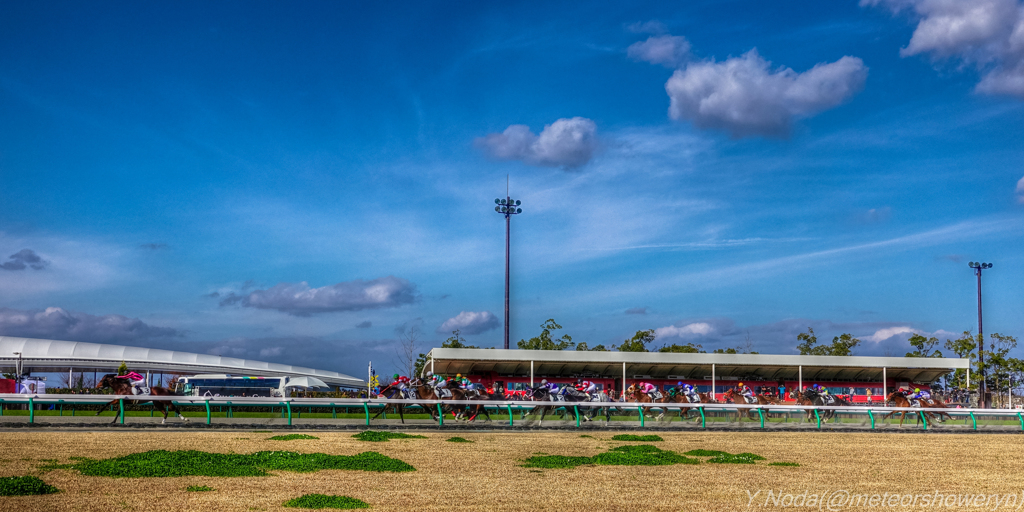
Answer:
xmin=677 ymin=381 xmax=683 ymax=386
xmin=425 ymin=371 xmax=433 ymax=377
xmin=393 ymin=374 xmax=399 ymax=379
xmin=738 ymin=382 xmax=744 ymax=387
xmin=914 ymin=388 xmax=920 ymax=393
xmin=541 ymin=379 xmax=548 ymax=385
xmin=456 ymin=373 xmax=462 ymax=379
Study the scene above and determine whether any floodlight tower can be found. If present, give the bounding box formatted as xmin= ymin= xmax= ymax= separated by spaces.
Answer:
xmin=494 ymin=194 xmax=522 ymax=350
xmin=969 ymin=261 xmax=993 ymax=408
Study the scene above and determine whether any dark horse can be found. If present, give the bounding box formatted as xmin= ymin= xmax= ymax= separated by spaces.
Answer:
xmin=528 ymin=386 xmax=588 ymax=425
xmin=96 ymin=374 xmax=188 ymax=424
xmin=800 ymin=389 xmax=851 ymax=423
xmin=370 ymin=384 xmax=409 ymax=423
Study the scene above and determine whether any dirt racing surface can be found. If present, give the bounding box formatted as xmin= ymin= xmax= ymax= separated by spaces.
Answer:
xmin=1 ymin=430 xmax=1022 ymax=511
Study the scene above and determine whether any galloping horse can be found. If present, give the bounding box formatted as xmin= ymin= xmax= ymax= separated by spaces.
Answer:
xmin=665 ymin=389 xmax=714 ymax=423
xmin=96 ymin=374 xmax=188 ymax=424
xmin=722 ymin=388 xmax=764 ymax=420
xmin=625 ymin=384 xmax=672 ymax=420
xmin=800 ymin=389 xmax=851 ymax=422
xmin=883 ymin=390 xmax=952 ymax=427
xmin=370 ymin=384 xmax=409 ymax=423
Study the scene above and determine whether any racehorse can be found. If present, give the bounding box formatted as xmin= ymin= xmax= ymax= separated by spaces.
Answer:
xmin=800 ymin=389 xmax=851 ymax=423
xmin=722 ymin=388 xmax=764 ymax=420
xmin=665 ymin=389 xmax=714 ymax=423
xmin=370 ymin=384 xmax=409 ymax=423
xmin=96 ymin=374 xmax=188 ymax=424
xmin=625 ymin=384 xmax=672 ymax=420
xmin=527 ymin=386 xmax=589 ymax=425
xmin=883 ymin=390 xmax=952 ymax=427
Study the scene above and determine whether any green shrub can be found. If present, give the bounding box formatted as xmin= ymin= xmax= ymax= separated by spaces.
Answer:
xmin=50 ymin=450 xmax=414 ymax=477
xmin=268 ymin=434 xmax=319 ymax=441
xmin=684 ymin=449 xmax=732 ymax=457
xmin=521 ymin=445 xmax=698 ymax=469
xmin=708 ymin=452 xmax=766 ymax=464
xmin=283 ymin=494 xmax=370 ymax=509
xmin=446 ymin=437 xmax=473 ymax=443
xmin=768 ymin=462 xmax=800 ymax=467
xmin=186 ymin=485 xmax=215 ymax=492
xmin=0 ymin=476 xmax=59 ymax=496
xmin=521 ymin=455 xmax=594 ymax=469
xmin=610 ymin=434 xmax=663 ymax=442
xmin=352 ymin=431 xmax=427 ymax=442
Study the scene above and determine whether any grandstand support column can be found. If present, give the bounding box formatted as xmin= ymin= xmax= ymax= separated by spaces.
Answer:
xmin=712 ymin=364 xmax=716 ymax=401
xmin=622 ymin=362 xmax=626 ymax=395
xmin=530 ymin=361 xmax=534 ymax=387
xmin=882 ymin=367 xmax=886 ymax=404
xmin=798 ymin=366 xmax=802 ymax=393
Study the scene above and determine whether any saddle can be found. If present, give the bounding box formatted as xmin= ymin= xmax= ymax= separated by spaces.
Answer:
xmin=687 ymin=394 xmax=700 ymax=403
xmin=823 ymin=395 xmax=834 ymax=405
xmin=439 ymin=388 xmax=452 ymax=399
xmin=651 ymin=391 xmax=663 ymax=400
xmin=132 ymin=386 xmax=151 ymax=396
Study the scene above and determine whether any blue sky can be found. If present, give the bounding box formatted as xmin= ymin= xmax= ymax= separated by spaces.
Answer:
xmin=2 ymin=0 xmax=1023 ymax=378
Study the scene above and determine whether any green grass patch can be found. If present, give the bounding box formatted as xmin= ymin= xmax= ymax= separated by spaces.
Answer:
xmin=521 ymin=445 xmax=698 ymax=469
xmin=579 ymin=435 xmax=593 ymax=438
xmin=45 ymin=450 xmax=414 ymax=477
xmin=268 ymin=434 xmax=319 ymax=441
xmin=283 ymin=494 xmax=369 ymax=509
xmin=0 ymin=476 xmax=59 ymax=496
xmin=351 ymin=430 xmax=427 ymax=442
xmin=445 ymin=437 xmax=473 ymax=443
xmin=186 ymin=485 xmax=215 ymax=492
xmin=684 ymin=449 xmax=732 ymax=457
xmin=708 ymin=452 xmax=766 ymax=464
xmin=610 ymin=434 xmax=663 ymax=442
xmin=768 ymin=462 xmax=800 ymax=467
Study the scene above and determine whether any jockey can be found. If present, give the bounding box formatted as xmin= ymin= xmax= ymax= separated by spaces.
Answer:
xmin=908 ymin=387 xmax=931 ymax=404
xmin=682 ymin=383 xmax=700 ymax=402
xmin=116 ymin=371 xmax=146 ymax=395
xmin=391 ymin=374 xmax=410 ymax=398
xmin=638 ymin=381 xmax=657 ymax=400
xmin=537 ymin=379 xmax=560 ymax=398
xmin=737 ymin=382 xmax=754 ymax=403
xmin=577 ymin=379 xmax=597 ymax=396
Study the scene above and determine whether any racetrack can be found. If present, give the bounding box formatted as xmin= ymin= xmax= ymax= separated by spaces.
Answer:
xmin=2 ymin=430 xmax=1023 ymax=512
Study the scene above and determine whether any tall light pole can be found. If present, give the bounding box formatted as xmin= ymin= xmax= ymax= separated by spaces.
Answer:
xmin=494 ymin=194 xmax=522 ymax=350
xmin=13 ymin=352 xmax=22 ymax=392
xmin=969 ymin=261 xmax=993 ymax=408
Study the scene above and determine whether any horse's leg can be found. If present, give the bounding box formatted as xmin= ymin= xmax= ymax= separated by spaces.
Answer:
xmin=96 ymin=399 xmax=119 ymax=416
xmin=168 ymin=401 xmax=189 ymax=422
xmin=398 ymin=405 xmax=405 ymax=424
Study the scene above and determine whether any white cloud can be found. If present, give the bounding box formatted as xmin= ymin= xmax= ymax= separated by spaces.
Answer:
xmin=864 ymin=0 xmax=1024 ymax=98
xmin=0 ymin=306 xmax=182 ymax=344
xmin=437 ymin=311 xmax=500 ymax=335
xmin=1017 ymin=175 xmax=1024 ymax=202
xmin=475 ymin=117 xmax=599 ymax=169
xmin=655 ymin=322 xmax=714 ymax=339
xmin=665 ymin=50 xmax=868 ymax=138
xmin=628 ymin=35 xmax=691 ymax=68
xmin=865 ymin=326 xmax=916 ymax=342
xmin=627 ymin=20 xmax=668 ymax=35
xmin=222 ymin=276 xmax=418 ymax=316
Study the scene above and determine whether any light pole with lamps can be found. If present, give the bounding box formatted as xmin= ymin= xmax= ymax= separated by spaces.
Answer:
xmin=494 ymin=195 xmax=522 ymax=350
xmin=969 ymin=261 xmax=992 ymax=408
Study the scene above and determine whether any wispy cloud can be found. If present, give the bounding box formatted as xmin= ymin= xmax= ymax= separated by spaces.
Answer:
xmin=219 ymin=277 xmax=418 ymax=317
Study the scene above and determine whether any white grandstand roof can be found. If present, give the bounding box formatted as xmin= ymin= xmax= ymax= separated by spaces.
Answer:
xmin=0 ymin=336 xmax=364 ymax=388
xmin=426 ymin=348 xmax=970 ymax=383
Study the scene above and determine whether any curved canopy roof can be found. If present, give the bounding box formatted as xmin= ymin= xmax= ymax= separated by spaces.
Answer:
xmin=0 ymin=336 xmax=364 ymax=388
xmin=426 ymin=348 xmax=970 ymax=384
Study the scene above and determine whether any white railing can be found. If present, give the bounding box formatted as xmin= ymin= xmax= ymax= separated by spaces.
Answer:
xmin=1 ymin=394 xmax=1020 ymax=431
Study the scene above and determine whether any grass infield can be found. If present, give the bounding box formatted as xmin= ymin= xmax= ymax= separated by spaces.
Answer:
xmin=610 ymin=434 xmax=664 ymax=442
xmin=186 ymin=485 xmax=215 ymax=492
xmin=41 ymin=449 xmax=415 ymax=477
xmin=0 ymin=476 xmax=59 ymax=496
xmin=268 ymin=434 xmax=320 ymax=441
xmin=351 ymin=430 xmax=427 ymax=442
xmin=446 ymin=436 xmax=473 ymax=443
xmin=283 ymin=494 xmax=370 ymax=509
xmin=521 ymin=444 xmax=698 ymax=468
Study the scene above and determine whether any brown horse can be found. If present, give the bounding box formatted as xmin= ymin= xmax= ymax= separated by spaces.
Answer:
xmin=722 ymin=389 xmax=766 ymax=420
xmin=883 ymin=391 xmax=952 ymax=427
xmin=665 ymin=389 xmax=714 ymax=423
xmin=370 ymin=384 xmax=410 ymax=423
xmin=625 ymin=384 xmax=671 ymax=420
xmin=96 ymin=374 xmax=189 ymax=424
xmin=789 ymin=389 xmax=817 ymax=422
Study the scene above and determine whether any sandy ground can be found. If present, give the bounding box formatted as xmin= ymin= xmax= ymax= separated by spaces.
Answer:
xmin=1 ymin=430 xmax=1022 ymax=511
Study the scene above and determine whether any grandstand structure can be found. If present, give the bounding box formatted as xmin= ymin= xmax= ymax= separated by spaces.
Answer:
xmin=425 ymin=348 xmax=970 ymax=402
xmin=0 ymin=336 xmax=365 ymax=389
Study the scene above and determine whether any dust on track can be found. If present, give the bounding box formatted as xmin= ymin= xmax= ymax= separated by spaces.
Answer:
xmin=1 ymin=431 xmax=1020 ymax=512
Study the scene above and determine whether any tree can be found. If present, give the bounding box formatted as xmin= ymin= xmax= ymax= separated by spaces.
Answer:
xmin=906 ymin=334 xmax=943 ymax=358
xmin=517 ymin=319 xmax=574 ymax=350
xmin=986 ymin=333 xmax=1018 ymax=406
xmin=796 ymin=328 xmax=860 ymax=356
xmin=413 ymin=329 xmax=479 ymax=377
xmin=575 ymin=342 xmax=608 ymax=351
xmin=117 ymin=361 xmax=129 ymax=376
xmin=614 ymin=329 xmax=655 ymax=352
xmin=713 ymin=347 xmax=738 ymax=354
xmin=944 ymin=331 xmax=978 ymax=389
xmin=394 ymin=325 xmax=421 ymax=378
xmin=658 ymin=342 xmax=705 ymax=353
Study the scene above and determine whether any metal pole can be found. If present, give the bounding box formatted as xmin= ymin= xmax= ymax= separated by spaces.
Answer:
xmin=712 ymin=364 xmax=716 ymax=401
xmin=882 ymin=367 xmax=886 ymax=404
xmin=530 ymin=361 xmax=534 ymax=387
xmin=977 ymin=267 xmax=986 ymax=408
xmin=622 ymin=362 xmax=626 ymax=399
xmin=504 ymin=202 xmax=510 ymax=350
xmin=798 ymin=366 xmax=802 ymax=394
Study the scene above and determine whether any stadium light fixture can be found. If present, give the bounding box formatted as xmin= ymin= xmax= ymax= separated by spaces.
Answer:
xmin=968 ymin=261 xmax=993 ymax=408
xmin=494 ymin=180 xmax=523 ymax=350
